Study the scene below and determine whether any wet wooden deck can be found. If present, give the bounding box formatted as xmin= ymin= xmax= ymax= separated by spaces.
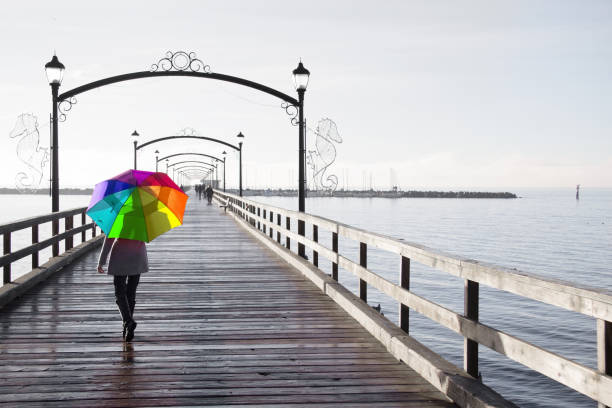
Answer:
xmin=0 ymin=194 xmax=455 ymax=407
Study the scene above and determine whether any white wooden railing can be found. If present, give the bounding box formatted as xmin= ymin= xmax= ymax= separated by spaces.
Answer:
xmin=215 ymin=190 xmax=612 ymax=407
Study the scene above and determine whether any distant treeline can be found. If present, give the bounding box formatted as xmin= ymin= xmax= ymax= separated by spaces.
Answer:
xmin=0 ymin=188 xmax=93 ymax=195
xmin=230 ymin=189 xmax=517 ymax=199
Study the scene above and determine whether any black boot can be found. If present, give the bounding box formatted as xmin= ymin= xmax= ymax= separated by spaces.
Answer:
xmin=128 ymin=298 xmax=136 ymax=319
xmin=126 ymin=297 xmax=137 ymax=342
xmin=125 ymin=320 xmax=137 ymax=342
xmin=116 ymin=297 xmax=135 ymax=341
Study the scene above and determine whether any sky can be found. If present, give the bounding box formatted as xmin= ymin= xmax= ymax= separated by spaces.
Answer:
xmin=1 ymin=0 xmax=611 ymax=191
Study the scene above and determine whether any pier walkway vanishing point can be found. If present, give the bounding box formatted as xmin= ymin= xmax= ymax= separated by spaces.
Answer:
xmin=1 ymin=190 xmax=611 ymax=407
xmin=0 ymin=194 xmax=457 ymax=407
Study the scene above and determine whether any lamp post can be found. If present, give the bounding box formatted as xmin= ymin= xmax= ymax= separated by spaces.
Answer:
xmin=166 ymin=159 xmax=169 ymax=174
xmin=214 ymin=161 xmax=218 ymax=189
xmin=45 ymin=54 xmax=65 ymax=258
xmin=45 ymin=54 xmax=65 ymax=214
xmin=237 ymin=132 xmax=244 ymax=196
xmin=155 ymin=150 xmax=159 ymax=172
xmin=293 ymin=61 xmax=310 ymax=258
xmin=131 ymin=130 xmax=139 ymax=169
xmin=222 ymin=151 xmax=227 ymax=192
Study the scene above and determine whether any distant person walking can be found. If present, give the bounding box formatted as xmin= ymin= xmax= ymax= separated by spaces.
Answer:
xmin=205 ymin=184 xmax=213 ymax=204
xmin=97 ymin=237 xmax=148 ymax=341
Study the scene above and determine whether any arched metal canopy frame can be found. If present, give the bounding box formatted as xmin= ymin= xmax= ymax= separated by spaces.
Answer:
xmin=175 ymin=164 xmax=215 ymax=172
xmin=160 ymin=152 xmax=225 ymax=164
xmin=171 ymin=163 xmax=215 ymax=181
xmin=168 ymin=160 xmax=217 ymax=169
xmin=179 ymin=168 xmax=210 ymax=175
xmin=134 ymin=135 xmax=240 ymax=194
xmin=59 ymin=71 xmax=298 ymax=106
xmin=179 ymin=169 xmax=211 ymax=183
xmin=176 ymin=167 xmax=212 ymax=181
xmin=181 ymin=169 xmax=209 ymax=176
xmin=49 ymin=50 xmax=308 ymax=258
xmin=179 ymin=168 xmax=212 ymax=181
xmin=137 ymin=135 xmax=240 ymax=152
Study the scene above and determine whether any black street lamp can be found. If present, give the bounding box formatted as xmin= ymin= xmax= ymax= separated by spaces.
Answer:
xmin=131 ymin=130 xmax=139 ymax=169
xmin=222 ymin=151 xmax=227 ymax=192
xmin=45 ymin=54 xmax=65 ymax=257
xmin=155 ymin=150 xmax=160 ymax=172
xmin=45 ymin=54 xmax=65 ymax=215
xmin=292 ymin=61 xmax=310 ymax=258
xmin=237 ymin=132 xmax=244 ymax=196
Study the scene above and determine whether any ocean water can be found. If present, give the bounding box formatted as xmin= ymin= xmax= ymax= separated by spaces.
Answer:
xmin=1 ymin=189 xmax=610 ymax=407
xmin=253 ymin=188 xmax=612 ymax=408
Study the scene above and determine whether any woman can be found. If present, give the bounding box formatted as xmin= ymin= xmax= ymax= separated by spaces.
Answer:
xmin=97 ymin=237 xmax=148 ymax=341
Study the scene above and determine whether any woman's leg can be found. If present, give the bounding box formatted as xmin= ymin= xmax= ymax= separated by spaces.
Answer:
xmin=114 ymin=276 xmax=135 ymax=340
xmin=126 ymin=274 xmax=141 ymax=317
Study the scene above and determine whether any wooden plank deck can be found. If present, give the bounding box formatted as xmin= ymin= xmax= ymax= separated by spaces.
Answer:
xmin=0 ymin=194 xmax=455 ymax=407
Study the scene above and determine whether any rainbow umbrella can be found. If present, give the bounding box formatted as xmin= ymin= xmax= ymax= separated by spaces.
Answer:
xmin=86 ymin=169 xmax=188 ymax=242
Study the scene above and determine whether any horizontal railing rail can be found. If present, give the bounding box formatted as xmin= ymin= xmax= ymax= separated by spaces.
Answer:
xmin=214 ymin=190 xmax=612 ymax=407
xmin=1 ymin=207 xmax=97 ymax=285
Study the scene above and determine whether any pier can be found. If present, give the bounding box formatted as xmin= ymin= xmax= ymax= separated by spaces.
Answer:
xmin=1 ymin=191 xmax=611 ymax=407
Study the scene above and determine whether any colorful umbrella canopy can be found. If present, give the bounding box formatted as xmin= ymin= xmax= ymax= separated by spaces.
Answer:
xmin=86 ymin=169 xmax=188 ymax=242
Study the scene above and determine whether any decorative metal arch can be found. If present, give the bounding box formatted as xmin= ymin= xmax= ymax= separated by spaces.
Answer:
xmin=49 ymin=50 xmax=308 ymax=257
xmin=137 ymin=135 xmax=240 ymax=152
xmin=159 ymin=152 xmax=224 ymax=163
xmin=59 ymin=57 xmax=298 ymax=106
xmin=181 ymin=169 xmax=209 ymax=176
xmin=168 ymin=160 xmax=217 ymax=169
xmin=175 ymin=164 xmax=215 ymax=172
xmin=179 ymin=168 xmax=210 ymax=175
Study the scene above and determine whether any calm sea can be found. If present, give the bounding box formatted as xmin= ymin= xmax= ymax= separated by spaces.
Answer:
xmin=1 ymin=189 xmax=610 ymax=407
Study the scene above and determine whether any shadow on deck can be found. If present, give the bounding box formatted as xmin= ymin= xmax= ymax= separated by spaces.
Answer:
xmin=0 ymin=195 xmax=454 ymax=407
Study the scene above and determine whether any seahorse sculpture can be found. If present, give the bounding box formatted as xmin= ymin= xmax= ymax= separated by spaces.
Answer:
xmin=8 ymin=113 xmax=49 ymax=192
xmin=307 ymin=118 xmax=342 ymax=193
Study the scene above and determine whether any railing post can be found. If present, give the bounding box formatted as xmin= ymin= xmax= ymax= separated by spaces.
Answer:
xmin=257 ymin=207 xmax=261 ymax=230
xmin=3 ymin=232 xmax=11 ymax=284
xmin=262 ymin=209 xmax=266 ymax=234
xmin=285 ymin=216 xmax=291 ymax=250
xmin=81 ymin=212 xmax=86 ymax=243
xmin=400 ymin=256 xmax=410 ymax=333
xmin=359 ymin=242 xmax=367 ymax=302
xmin=32 ymin=225 xmax=39 ymax=269
xmin=298 ymin=219 xmax=305 ymax=258
xmin=65 ymin=215 xmax=73 ymax=250
xmin=269 ymin=211 xmax=273 ymax=239
xmin=276 ymin=214 xmax=281 ymax=243
xmin=52 ymin=218 xmax=59 ymax=257
xmin=332 ymin=232 xmax=338 ymax=281
xmin=312 ymin=225 xmax=318 ymax=267
xmin=464 ymin=279 xmax=479 ymax=378
xmin=598 ymin=319 xmax=612 ymax=408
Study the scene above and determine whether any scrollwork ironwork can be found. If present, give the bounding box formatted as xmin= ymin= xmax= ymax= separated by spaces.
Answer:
xmin=307 ymin=118 xmax=342 ymax=194
xmin=58 ymin=97 xmax=77 ymax=122
xmin=176 ymin=127 xmax=200 ymax=136
xmin=151 ymin=51 xmax=211 ymax=73
xmin=281 ymin=102 xmax=299 ymax=126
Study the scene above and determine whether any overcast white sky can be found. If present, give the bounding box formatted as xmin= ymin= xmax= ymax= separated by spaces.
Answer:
xmin=1 ymin=0 xmax=611 ymax=190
